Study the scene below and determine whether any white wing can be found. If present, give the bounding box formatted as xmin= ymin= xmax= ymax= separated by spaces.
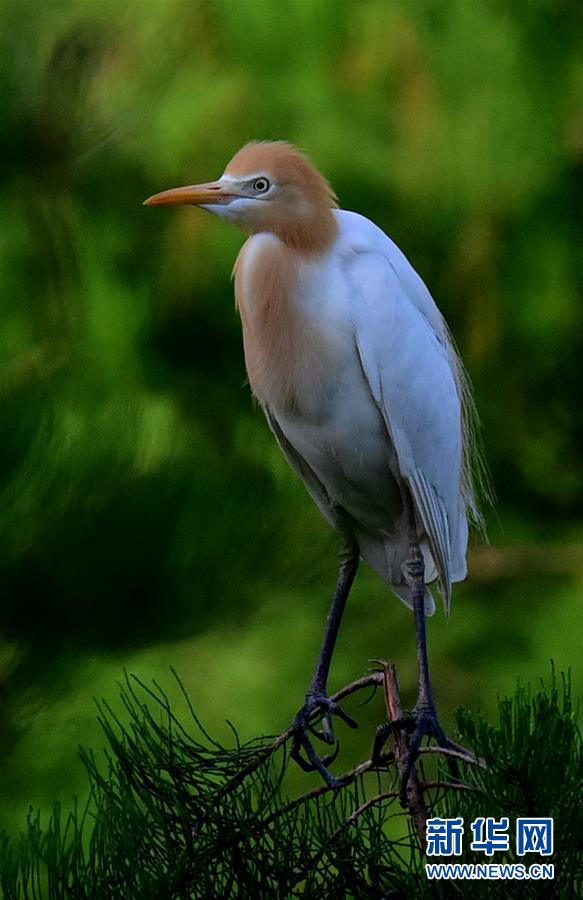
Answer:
xmin=338 ymin=211 xmax=469 ymax=611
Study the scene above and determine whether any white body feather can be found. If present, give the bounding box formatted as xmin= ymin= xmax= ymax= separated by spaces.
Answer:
xmin=239 ymin=209 xmax=471 ymax=615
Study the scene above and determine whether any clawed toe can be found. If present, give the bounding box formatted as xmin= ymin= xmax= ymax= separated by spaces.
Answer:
xmin=370 ymin=702 xmax=468 ymax=806
xmin=291 ymin=731 xmax=341 ymax=780
xmin=291 ymin=693 xmax=358 ymax=787
xmin=398 ymin=705 xmax=463 ymax=805
xmin=371 ymin=714 xmax=414 ymax=764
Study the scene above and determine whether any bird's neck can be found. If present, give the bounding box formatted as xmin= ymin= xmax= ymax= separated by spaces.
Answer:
xmin=269 ymin=206 xmax=338 ymax=256
xmin=233 ymin=234 xmax=336 ymax=415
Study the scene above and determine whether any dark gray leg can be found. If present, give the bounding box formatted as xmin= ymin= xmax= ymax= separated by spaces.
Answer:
xmin=308 ymin=539 xmax=359 ymax=697
xmin=408 ymin=539 xmax=435 ymax=712
xmin=399 ymin=489 xmax=459 ymax=801
xmin=291 ymin=538 xmax=360 ymax=786
xmin=400 ymin=487 xmax=438 ymax=715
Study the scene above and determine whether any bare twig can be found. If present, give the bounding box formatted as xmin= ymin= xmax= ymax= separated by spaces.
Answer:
xmin=469 ymin=542 xmax=583 ymax=581
xmin=421 ymin=780 xmax=477 ymax=793
xmin=378 ymin=661 xmax=429 ymax=845
xmin=418 ymin=746 xmax=487 ymax=769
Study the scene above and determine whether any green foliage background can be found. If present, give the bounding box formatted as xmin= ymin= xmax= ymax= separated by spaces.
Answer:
xmin=0 ymin=0 xmax=581 ymax=839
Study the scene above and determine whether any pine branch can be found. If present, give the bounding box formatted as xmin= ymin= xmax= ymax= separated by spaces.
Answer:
xmin=0 ymin=665 xmax=580 ymax=899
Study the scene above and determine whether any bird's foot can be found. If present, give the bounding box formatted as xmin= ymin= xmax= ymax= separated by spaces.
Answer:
xmin=372 ymin=702 xmax=469 ymax=806
xmin=291 ymin=692 xmax=358 ymax=788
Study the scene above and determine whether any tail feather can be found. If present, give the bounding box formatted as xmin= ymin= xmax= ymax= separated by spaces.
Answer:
xmin=392 ymin=581 xmax=436 ymax=616
xmin=354 ymin=529 xmax=437 ymax=615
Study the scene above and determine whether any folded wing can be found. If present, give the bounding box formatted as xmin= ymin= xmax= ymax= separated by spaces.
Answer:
xmin=342 ymin=231 xmax=469 ymax=612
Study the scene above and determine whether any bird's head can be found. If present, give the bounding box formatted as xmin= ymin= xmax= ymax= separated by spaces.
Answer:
xmin=144 ymin=141 xmax=338 ymax=254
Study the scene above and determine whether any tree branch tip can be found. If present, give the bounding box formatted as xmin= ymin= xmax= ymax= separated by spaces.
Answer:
xmin=417 ymin=745 xmax=487 ymax=769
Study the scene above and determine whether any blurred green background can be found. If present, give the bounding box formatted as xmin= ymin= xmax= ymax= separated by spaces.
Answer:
xmin=0 ymin=0 xmax=581 ymax=834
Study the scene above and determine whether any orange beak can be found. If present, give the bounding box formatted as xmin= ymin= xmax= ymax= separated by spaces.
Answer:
xmin=143 ymin=181 xmax=237 ymax=207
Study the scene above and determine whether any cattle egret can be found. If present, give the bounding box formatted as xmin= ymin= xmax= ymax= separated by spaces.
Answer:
xmin=145 ymin=141 xmax=485 ymax=789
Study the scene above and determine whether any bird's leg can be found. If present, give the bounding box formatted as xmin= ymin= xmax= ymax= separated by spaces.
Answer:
xmin=394 ymin=490 xmax=463 ymax=802
xmin=409 ymin=541 xmax=437 ymax=717
xmin=291 ymin=538 xmax=359 ymax=787
xmin=373 ymin=491 xmax=467 ymax=806
xmin=396 ymin=540 xmax=458 ymax=800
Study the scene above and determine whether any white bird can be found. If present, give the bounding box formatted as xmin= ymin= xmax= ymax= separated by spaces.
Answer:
xmin=145 ymin=141 xmax=484 ymax=788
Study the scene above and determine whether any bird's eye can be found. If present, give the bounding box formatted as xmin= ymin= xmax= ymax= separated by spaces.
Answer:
xmin=251 ymin=177 xmax=270 ymax=194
